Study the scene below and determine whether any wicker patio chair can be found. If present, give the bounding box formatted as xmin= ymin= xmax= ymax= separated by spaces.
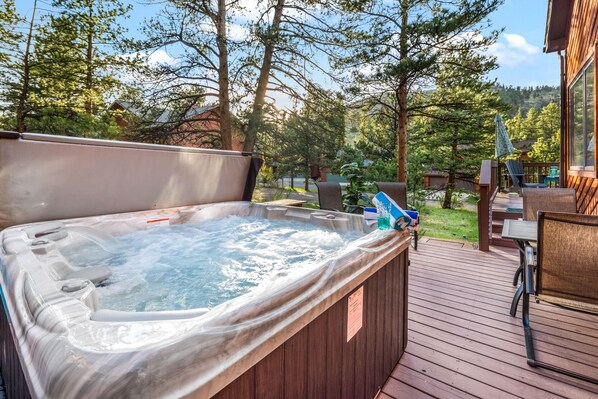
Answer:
xmin=510 ymin=188 xmax=579 ymax=286
xmin=315 ymin=181 xmax=344 ymax=212
xmin=375 ymin=182 xmax=420 ymax=250
xmin=517 ymin=211 xmax=598 ymax=383
xmin=505 ymin=160 xmax=547 ymax=190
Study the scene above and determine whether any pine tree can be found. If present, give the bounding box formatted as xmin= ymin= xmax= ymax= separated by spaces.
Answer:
xmin=140 ymin=0 xmax=346 ymax=151
xmin=0 ymin=0 xmax=21 ymax=67
xmin=0 ymin=0 xmax=137 ymax=136
xmin=274 ymin=89 xmax=346 ymax=190
xmin=505 ymin=109 xmax=524 ymax=142
xmin=409 ymin=50 xmax=507 ymax=209
xmin=11 ymin=0 xmax=36 ymax=132
xmin=0 ymin=0 xmax=22 ymax=128
xmin=50 ymin=0 xmax=136 ymax=116
xmin=522 ymin=107 xmax=539 ymax=140
xmin=139 ymin=0 xmax=234 ymax=149
xmin=240 ymin=0 xmax=345 ymax=153
xmin=333 ymin=0 xmax=503 ymax=182
xmin=536 ymin=102 xmax=560 ymax=140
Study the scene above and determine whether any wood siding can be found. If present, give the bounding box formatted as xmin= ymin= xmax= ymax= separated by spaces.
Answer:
xmin=213 ymin=252 xmax=409 ymax=399
xmin=567 ymin=174 xmax=598 ymax=214
xmin=566 ymin=0 xmax=598 ymax=76
xmin=0 ymin=299 xmax=31 ymax=399
xmin=564 ymin=0 xmax=598 ymax=214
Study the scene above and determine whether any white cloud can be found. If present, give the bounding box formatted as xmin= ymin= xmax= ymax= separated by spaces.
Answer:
xmin=503 ymin=33 xmax=540 ymax=55
xmin=120 ymin=50 xmax=179 ymax=67
xmin=228 ymin=23 xmax=249 ymax=41
xmin=487 ymin=33 xmax=540 ymax=67
xmin=146 ymin=50 xmax=179 ymax=67
xmin=233 ymin=0 xmax=264 ymax=22
xmin=115 ymin=50 xmax=179 ymax=84
xmin=232 ymin=0 xmax=309 ymax=26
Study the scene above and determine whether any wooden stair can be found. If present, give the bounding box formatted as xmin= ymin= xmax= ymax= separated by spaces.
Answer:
xmin=490 ymin=210 xmax=521 ymax=248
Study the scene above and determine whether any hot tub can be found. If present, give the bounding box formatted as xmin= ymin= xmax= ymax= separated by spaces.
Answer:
xmin=0 ymin=133 xmax=410 ymax=398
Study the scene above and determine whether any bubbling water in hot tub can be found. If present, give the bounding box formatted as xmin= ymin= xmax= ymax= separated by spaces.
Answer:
xmin=60 ymin=216 xmax=365 ymax=312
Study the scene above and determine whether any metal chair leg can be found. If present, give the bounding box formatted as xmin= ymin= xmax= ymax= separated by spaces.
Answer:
xmin=512 ymin=240 xmax=526 ymax=286
xmin=522 ymin=281 xmax=536 ymax=366
xmin=510 ymin=284 xmax=523 ymax=317
xmin=512 ymin=265 xmax=522 ymax=286
xmin=520 ymin=262 xmax=598 ymax=384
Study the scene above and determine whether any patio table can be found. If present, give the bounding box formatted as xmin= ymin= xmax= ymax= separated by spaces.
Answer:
xmin=502 ymin=219 xmax=537 ymax=243
xmin=502 ymin=219 xmax=537 ymax=316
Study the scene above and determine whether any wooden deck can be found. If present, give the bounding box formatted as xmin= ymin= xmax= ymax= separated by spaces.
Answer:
xmin=492 ymin=192 xmax=522 ymax=212
xmin=381 ymin=238 xmax=598 ymax=399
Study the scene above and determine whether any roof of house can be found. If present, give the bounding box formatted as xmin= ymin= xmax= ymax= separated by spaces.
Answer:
xmin=544 ymin=0 xmax=572 ymax=53
xmin=110 ymin=100 xmax=219 ymax=124
xmin=513 ymin=139 xmax=536 ymax=152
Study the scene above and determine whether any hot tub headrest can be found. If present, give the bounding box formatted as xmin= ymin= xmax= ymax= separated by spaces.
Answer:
xmin=0 ymin=133 xmax=262 ymax=229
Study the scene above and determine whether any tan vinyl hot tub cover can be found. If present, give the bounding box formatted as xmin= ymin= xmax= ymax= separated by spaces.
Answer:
xmin=0 ymin=132 xmax=253 ymax=229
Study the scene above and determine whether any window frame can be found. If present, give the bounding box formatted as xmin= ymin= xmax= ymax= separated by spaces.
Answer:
xmin=568 ymin=57 xmax=596 ymax=174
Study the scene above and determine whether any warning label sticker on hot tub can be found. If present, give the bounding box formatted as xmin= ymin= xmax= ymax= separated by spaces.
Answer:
xmin=347 ymin=286 xmax=363 ymax=342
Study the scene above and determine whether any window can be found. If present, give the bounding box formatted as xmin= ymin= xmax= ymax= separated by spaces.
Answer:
xmin=569 ymin=60 xmax=595 ymax=170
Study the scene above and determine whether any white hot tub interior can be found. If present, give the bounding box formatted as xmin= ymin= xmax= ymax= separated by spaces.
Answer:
xmin=55 ymin=213 xmax=366 ymax=313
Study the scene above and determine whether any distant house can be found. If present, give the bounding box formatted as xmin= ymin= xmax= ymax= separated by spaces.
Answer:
xmin=512 ymin=139 xmax=536 ymax=160
xmin=108 ymin=101 xmax=244 ymax=151
xmin=545 ymin=0 xmax=597 ymax=214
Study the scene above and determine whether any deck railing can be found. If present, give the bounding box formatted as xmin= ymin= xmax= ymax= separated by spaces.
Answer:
xmin=477 ymin=160 xmax=498 ymax=251
xmin=478 ymin=160 xmax=559 ymax=251
xmin=498 ymin=161 xmax=559 ymax=189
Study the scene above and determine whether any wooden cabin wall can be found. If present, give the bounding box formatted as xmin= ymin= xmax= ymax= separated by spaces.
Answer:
xmin=565 ymin=0 xmax=598 ymax=75
xmin=567 ymin=175 xmax=598 ymax=215
xmin=564 ymin=0 xmax=598 ymax=215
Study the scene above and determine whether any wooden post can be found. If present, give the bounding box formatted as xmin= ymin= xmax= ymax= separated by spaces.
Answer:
xmin=477 ymin=160 xmax=493 ymax=251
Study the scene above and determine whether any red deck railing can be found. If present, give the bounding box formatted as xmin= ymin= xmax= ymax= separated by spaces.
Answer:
xmin=478 ymin=160 xmax=559 ymax=251
xmin=477 ymin=160 xmax=498 ymax=251
xmin=497 ymin=161 xmax=559 ymax=189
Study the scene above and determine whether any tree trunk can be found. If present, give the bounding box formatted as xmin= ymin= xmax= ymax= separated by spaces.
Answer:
xmin=216 ymin=0 xmax=232 ymax=150
xmin=442 ymin=170 xmax=456 ymax=209
xmin=242 ymin=0 xmax=285 ymax=153
xmin=16 ymin=0 xmax=37 ymax=133
xmin=85 ymin=4 xmax=93 ymax=116
xmin=442 ymin=127 xmax=459 ymax=209
xmin=396 ymin=3 xmax=409 ymax=183
xmin=304 ymin=162 xmax=309 ymax=191
xmin=397 ymin=85 xmax=408 ymax=183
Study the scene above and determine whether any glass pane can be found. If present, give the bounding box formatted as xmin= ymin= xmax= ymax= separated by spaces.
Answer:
xmin=586 ymin=63 xmax=595 ymax=169
xmin=570 ymin=76 xmax=584 ymax=167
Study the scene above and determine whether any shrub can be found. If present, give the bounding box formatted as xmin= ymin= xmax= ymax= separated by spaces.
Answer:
xmin=340 ymin=162 xmax=372 ymax=213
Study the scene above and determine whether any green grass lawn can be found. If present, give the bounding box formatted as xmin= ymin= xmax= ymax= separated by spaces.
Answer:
xmin=419 ymin=206 xmax=478 ymax=243
xmin=301 ymin=202 xmax=320 ymax=209
xmin=281 ymin=186 xmax=310 ymax=193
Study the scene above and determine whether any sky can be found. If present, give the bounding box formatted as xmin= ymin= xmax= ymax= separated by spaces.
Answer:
xmin=16 ymin=0 xmax=560 ymax=89
xmin=485 ymin=0 xmax=559 ymax=87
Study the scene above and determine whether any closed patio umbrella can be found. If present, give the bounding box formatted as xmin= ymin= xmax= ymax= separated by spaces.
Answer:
xmin=495 ymin=114 xmax=515 ymax=158
xmin=495 ymin=114 xmax=515 ymax=189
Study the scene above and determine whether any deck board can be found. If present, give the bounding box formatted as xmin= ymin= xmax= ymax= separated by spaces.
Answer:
xmin=382 ymin=242 xmax=598 ymax=399
xmin=492 ymin=192 xmax=523 ymax=211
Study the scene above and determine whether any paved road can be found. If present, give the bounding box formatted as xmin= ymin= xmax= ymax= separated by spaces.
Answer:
xmin=277 ymin=177 xmax=317 ymax=191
